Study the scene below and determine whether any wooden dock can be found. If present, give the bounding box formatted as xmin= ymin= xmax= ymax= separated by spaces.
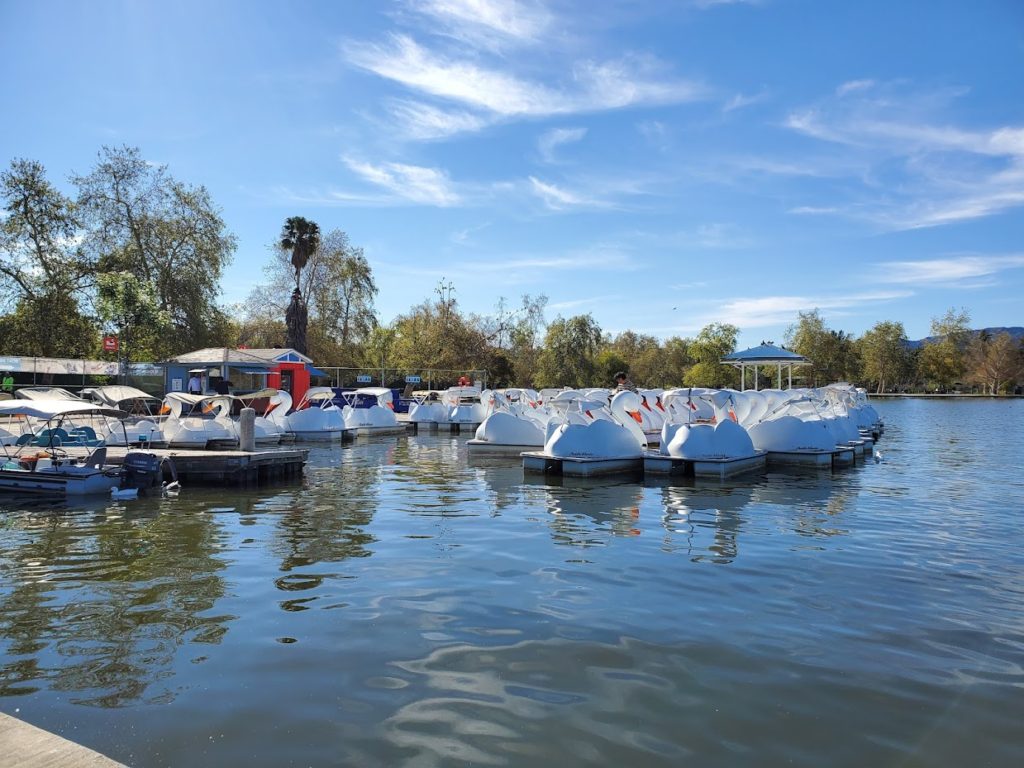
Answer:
xmin=105 ymin=446 xmax=307 ymax=487
xmin=0 ymin=712 xmax=126 ymax=768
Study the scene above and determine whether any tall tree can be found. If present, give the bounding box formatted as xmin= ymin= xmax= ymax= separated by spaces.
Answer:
xmin=917 ymin=307 xmax=971 ymax=391
xmin=278 ymin=216 xmax=320 ymax=355
xmin=534 ymin=314 xmax=603 ymax=388
xmin=72 ymin=145 xmax=235 ymax=356
xmin=965 ymin=331 xmax=1023 ymax=394
xmin=786 ymin=309 xmax=859 ymax=386
xmin=95 ymin=271 xmax=171 ymax=365
xmin=683 ymin=323 xmax=739 ymax=388
xmin=1 ymin=158 xmax=92 ymax=305
xmin=859 ymin=320 xmax=910 ymax=393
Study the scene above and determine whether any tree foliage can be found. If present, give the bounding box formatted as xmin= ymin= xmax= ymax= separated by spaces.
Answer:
xmin=682 ymin=323 xmax=739 ymax=387
xmin=965 ymin=331 xmax=1023 ymax=394
xmin=858 ymin=320 xmax=910 ymax=393
xmin=785 ymin=309 xmax=859 ymax=385
xmin=535 ymin=314 xmax=603 ymax=388
xmin=72 ymin=145 xmax=235 ymax=356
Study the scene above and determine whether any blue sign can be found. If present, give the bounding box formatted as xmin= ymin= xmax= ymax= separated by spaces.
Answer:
xmin=356 ymin=374 xmax=372 ymax=383
xmin=405 ymin=375 xmax=422 ymax=384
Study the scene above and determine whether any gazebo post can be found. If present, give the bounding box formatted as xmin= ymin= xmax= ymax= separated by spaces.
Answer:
xmin=788 ymin=366 xmax=792 ymax=389
xmin=777 ymin=362 xmax=782 ymax=389
xmin=754 ymin=364 xmax=758 ymax=391
xmin=741 ymin=365 xmax=745 ymax=391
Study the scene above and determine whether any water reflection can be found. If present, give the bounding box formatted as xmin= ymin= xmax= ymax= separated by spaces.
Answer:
xmin=659 ymin=484 xmax=754 ymax=563
xmin=522 ymin=475 xmax=645 ymax=545
xmin=0 ymin=502 xmax=231 ymax=706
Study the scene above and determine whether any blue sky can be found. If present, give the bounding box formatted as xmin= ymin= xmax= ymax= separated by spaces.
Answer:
xmin=2 ymin=0 xmax=1023 ymax=349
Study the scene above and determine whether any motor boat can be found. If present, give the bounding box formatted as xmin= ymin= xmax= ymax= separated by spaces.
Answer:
xmin=0 ymin=400 xmax=168 ymax=496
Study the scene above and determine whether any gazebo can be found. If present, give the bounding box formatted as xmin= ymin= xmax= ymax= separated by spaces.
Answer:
xmin=722 ymin=343 xmax=809 ymax=390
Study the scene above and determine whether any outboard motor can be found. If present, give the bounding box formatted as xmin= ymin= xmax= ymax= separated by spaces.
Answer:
xmin=121 ymin=451 xmax=175 ymax=492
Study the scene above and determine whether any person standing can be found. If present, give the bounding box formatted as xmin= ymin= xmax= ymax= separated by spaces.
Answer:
xmin=187 ymin=372 xmax=202 ymax=394
xmin=613 ymin=371 xmax=637 ymax=392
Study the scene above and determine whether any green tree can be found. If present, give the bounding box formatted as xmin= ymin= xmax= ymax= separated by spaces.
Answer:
xmin=387 ymin=281 xmax=490 ymax=379
xmin=1 ymin=158 xmax=93 ymax=303
xmin=277 ymin=216 xmax=320 ymax=355
xmin=965 ymin=331 xmax=1023 ymax=394
xmin=0 ymin=290 xmax=98 ymax=358
xmin=785 ymin=309 xmax=859 ymax=386
xmin=534 ymin=314 xmax=603 ymax=388
xmin=96 ymin=271 xmax=171 ymax=365
xmin=72 ymin=145 xmax=236 ymax=356
xmin=859 ymin=320 xmax=910 ymax=393
xmin=682 ymin=323 xmax=739 ymax=387
xmin=916 ymin=307 xmax=971 ymax=391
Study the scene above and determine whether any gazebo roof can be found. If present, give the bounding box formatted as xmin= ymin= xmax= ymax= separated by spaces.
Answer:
xmin=722 ymin=343 xmax=807 ymax=363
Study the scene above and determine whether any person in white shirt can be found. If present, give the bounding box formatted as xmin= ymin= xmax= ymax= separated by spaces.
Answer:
xmin=187 ymin=373 xmax=202 ymax=394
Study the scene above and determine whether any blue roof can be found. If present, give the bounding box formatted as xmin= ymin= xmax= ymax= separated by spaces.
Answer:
xmin=307 ymin=366 xmax=330 ymax=378
xmin=722 ymin=344 xmax=807 ymax=362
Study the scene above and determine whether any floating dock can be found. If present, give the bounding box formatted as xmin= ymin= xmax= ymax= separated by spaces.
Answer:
xmin=643 ymin=451 xmax=768 ymax=480
xmin=466 ymin=439 xmax=541 ymax=456
xmin=522 ymin=451 xmax=643 ymax=477
xmin=0 ymin=712 xmax=126 ymax=767
xmin=106 ymin=447 xmax=306 ymax=487
xmin=765 ymin=446 xmax=856 ymax=469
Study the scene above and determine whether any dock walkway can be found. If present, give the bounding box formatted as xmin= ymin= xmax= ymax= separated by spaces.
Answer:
xmin=105 ymin=446 xmax=306 ymax=487
xmin=0 ymin=712 xmax=126 ymax=768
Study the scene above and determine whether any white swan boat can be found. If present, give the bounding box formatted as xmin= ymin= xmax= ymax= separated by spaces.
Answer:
xmin=268 ymin=388 xmax=351 ymax=441
xmin=161 ymin=393 xmax=238 ymax=449
xmin=82 ymin=385 xmax=167 ymax=446
xmin=341 ymin=387 xmax=405 ymax=436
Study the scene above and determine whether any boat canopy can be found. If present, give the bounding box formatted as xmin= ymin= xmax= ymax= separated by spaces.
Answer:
xmin=302 ymin=387 xmax=337 ymax=402
xmin=14 ymin=387 xmax=85 ymax=401
xmin=0 ymin=399 xmax=127 ymax=420
xmin=82 ymin=385 xmax=158 ymax=406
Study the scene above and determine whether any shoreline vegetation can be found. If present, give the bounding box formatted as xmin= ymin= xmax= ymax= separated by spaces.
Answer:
xmin=2 ymin=146 xmax=1022 ymax=396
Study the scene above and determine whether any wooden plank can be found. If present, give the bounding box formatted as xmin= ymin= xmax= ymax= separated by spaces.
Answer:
xmin=0 ymin=712 xmax=126 ymax=768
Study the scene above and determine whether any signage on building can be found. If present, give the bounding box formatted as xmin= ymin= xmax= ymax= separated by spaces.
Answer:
xmin=102 ymin=335 xmax=119 ymax=353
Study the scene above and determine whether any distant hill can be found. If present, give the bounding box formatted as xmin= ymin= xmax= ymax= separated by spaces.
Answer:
xmin=906 ymin=326 xmax=1024 ymax=350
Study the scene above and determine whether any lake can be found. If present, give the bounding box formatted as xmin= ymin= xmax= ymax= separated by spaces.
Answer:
xmin=1 ymin=398 xmax=1022 ymax=767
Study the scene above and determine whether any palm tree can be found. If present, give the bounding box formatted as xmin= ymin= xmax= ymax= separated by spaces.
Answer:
xmin=279 ymin=216 xmax=320 ymax=354
xmin=279 ymin=216 xmax=321 ymax=289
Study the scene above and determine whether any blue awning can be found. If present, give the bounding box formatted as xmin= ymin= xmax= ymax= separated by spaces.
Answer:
xmin=307 ymin=366 xmax=330 ymax=378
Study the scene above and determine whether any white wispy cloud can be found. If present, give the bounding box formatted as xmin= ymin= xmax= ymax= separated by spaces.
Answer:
xmin=693 ymin=0 xmax=763 ymax=8
xmin=538 ymin=127 xmax=587 ymax=163
xmin=836 ymin=79 xmax=875 ymax=97
xmin=528 ymin=176 xmax=595 ymax=210
xmin=548 ymin=295 xmax=619 ymax=312
xmin=874 ymin=254 xmax=1024 ymax=284
xmin=783 ymin=81 xmax=1024 ymax=229
xmin=408 ymin=0 xmax=553 ymax=47
xmin=788 ymin=205 xmax=840 ymax=215
xmin=343 ymin=156 xmax=462 ymax=206
xmin=723 ymin=89 xmax=769 ymax=112
xmin=679 ymin=290 xmax=911 ymax=331
xmin=386 ymin=99 xmax=490 ymax=140
xmin=344 ymin=34 xmax=705 ymax=118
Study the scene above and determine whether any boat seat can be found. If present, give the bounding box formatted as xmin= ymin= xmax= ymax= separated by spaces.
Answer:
xmin=83 ymin=445 xmax=107 ymax=468
xmin=15 ymin=433 xmax=33 ymax=446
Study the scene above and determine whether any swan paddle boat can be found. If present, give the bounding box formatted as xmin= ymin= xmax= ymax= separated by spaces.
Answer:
xmin=522 ymin=391 xmax=647 ymax=477
xmin=341 ymin=387 xmax=405 ymax=436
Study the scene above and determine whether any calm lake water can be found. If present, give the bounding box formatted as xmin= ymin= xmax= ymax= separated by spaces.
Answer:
xmin=1 ymin=399 xmax=1022 ymax=767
